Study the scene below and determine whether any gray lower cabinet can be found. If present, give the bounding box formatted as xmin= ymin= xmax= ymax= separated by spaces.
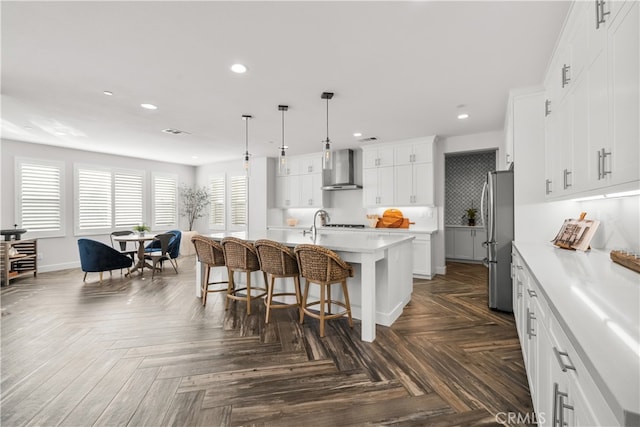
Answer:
xmin=445 ymin=227 xmax=485 ymax=262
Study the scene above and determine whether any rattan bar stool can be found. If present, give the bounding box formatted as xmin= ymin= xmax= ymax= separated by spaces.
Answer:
xmin=221 ymin=237 xmax=268 ymax=315
xmin=294 ymin=244 xmax=354 ymax=337
xmin=191 ymin=235 xmax=230 ymax=306
xmin=254 ymin=239 xmax=302 ymax=323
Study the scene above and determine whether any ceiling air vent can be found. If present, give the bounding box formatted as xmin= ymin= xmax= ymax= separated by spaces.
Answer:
xmin=162 ymin=128 xmax=190 ymax=135
xmin=359 ymin=136 xmax=378 ymax=143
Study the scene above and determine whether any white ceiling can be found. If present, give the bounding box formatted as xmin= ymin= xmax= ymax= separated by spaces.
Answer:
xmin=1 ymin=1 xmax=570 ymax=166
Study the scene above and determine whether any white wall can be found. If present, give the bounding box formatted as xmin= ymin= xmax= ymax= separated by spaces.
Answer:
xmin=1 ymin=139 xmax=195 ymax=272
xmin=434 ymin=130 xmax=504 ymax=274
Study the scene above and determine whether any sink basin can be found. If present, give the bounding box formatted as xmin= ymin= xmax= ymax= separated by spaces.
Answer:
xmin=1 ymin=229 xmax=27 ymax=241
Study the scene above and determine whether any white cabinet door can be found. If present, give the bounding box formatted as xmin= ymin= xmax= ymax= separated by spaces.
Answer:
xmin=412 ymin=236 xmax=431 ymax=277
xmin=377 ymin=166 xmax=394 ymax=205
xmin=452 ymin=228 xmax=474 ymax=260
xmin=300 ymin=154 xmax=323 ymax=174
xmin=413 ymin=162 xmax=434 ymax=206
xmin=394 ymin=164 xmax=413 ymax=205
xmin=607 ymin=1 xmax=639 ymax=187
xmin=472 ymin=228 xmax=486 ymax=261
xmin=277 ymin=156 xmax=300 ymax=177
xmin=300 ymin=173 xmax=323 ymax=207
xmin=363 ymin=146 xmax=394 ymax=168
xmin=275 ymin=175 xmax=300 ymax=208
xmin=363 ymin=168 xmax=379 ymax=206
xmin=445 ymin=228 xmax=455 ymax=259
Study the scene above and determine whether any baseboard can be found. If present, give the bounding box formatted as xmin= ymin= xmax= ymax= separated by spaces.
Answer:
xmin=37 ymin=261 xmax=80 ymax=273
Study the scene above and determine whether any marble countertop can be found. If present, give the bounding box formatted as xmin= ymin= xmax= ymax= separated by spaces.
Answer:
xmin=209 ymin=230 xmax=414 ymax=254
xmin=513 ymin=241 xmax=640 ymax=423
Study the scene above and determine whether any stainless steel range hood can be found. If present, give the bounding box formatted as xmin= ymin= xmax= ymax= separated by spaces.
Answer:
xmin=322 ymin=149 xmax=362 ymax=190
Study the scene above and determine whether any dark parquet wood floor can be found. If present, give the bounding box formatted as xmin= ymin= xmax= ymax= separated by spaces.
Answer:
xmin=1 ymin=257 xmax=534 ymax=426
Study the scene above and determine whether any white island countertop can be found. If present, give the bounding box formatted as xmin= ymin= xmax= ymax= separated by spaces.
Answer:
xmin=268 ymin=225 xmax=437 ymax=235
xmin=211 ymin=229 xmax=415 ymax=252
xmin=514 ymin=241 xmax=640 ymax=425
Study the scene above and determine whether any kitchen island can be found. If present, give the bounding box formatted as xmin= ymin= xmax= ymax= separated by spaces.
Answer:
xmin=195 ymin=229 xmax=415 ymax=342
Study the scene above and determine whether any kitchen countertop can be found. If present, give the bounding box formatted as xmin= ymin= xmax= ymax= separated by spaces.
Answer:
xmin=513 ymin=241 xmax=640 ymax=424
xmin=269 ymin=225 xmax=437 ymax=234
xmin=210 ymin=229 xmax=415 ymax=253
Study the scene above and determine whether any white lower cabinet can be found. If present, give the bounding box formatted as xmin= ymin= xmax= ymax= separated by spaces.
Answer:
xmin=513 ymin=246 xmax=619 ymax=427
xmin=411 ymin=234 xmax=432 ymax=278
xmin=446 ymin=227 xmax=485 ymax=262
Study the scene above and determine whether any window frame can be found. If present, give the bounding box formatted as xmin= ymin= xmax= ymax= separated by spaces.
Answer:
xmin=15 ymin=157 xmax=66 ymax=239
xmin=151 ymin=172 xmax=178 ymax=230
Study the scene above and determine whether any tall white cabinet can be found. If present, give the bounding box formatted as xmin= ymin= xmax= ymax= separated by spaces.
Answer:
xmin=275 ymin=153 xmax=324 ymax=208
xmin=361 ymin=136 xmax=435 ymax=207
xmin=543 ymin=0 xmax=639 ymax=199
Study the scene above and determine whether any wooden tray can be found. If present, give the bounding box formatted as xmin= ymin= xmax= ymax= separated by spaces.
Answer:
xmin=610 ymin=250 xmax=640 ymax=274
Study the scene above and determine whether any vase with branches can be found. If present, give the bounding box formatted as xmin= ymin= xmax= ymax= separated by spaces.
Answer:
xmin=179 ymin=184 xmax=210 ymax=231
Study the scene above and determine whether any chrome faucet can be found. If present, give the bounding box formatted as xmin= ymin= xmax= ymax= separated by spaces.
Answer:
xmin=311 ymin=209 xmax=330 ymax=240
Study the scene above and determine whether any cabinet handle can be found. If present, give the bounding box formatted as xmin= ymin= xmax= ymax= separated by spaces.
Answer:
xmin=561 ymin=64 xmax=571 ymax=88
xmin=526 ymin=308 xmax=536 ymax=338
xmin=596 ymin=0 xmax=610 ymax=29
xmin=552 ymin=383 xmax=559 ymax=427
xmin=602 ymin=148 xmax=612 ymax=178
xmin=597 ymin=149 xmax=603 ymax=179
xmin=545 ymin=179 xmax=552 ymax=195
xmin=527 ymin=289 xmax=537 ymax=298
xmin=545 ymin=99 xmax=552 ymax=116
xmin=558 ymin=391 xmax=574 ymax=427
xmin=563 ymin=169 xmax=572 ymax=189
xmin=553 ymin=347 xmax=577 ymax=372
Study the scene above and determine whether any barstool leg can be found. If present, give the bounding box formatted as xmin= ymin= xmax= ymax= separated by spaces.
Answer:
xmin=202 ymin=266 xmax=210 ymax=306
xmin=319 ymin=283 xmax=326 ymax=338
xmin=246 ymin=271 xmax=252 ymax=315
xmin=265 ymin=274 xmax=275 ymax=323
xmin=342 ymin=279 xmax=353 ymax=328
xmin=293 ymin=275 xmax=303 ymax=322
xmin=300 ymin=279 xmax=310 ymax=324
xmin=327 ymin=284 xmax=332 ymax=314
xmin=225 ymin=268 xmax=233 ymax=310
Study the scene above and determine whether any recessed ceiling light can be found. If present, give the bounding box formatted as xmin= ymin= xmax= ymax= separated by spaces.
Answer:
xmin=103 ymin=91 xmax=113 ymax=96
xmin=457 ymin=113 xmax=469 ymax=120
xmin=162 ymin=128 xmax=190 ymax=135
xmin=141 ymin=103 xmax=158 ymax=110
xmin=231 ymin=63 xmax=247 ymax=74
xmin=353 ymin=132 xmax=362 ymax=137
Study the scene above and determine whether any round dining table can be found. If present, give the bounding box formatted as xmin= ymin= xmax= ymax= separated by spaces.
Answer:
xmin=112 ymin=233 xmax=157 ymax=275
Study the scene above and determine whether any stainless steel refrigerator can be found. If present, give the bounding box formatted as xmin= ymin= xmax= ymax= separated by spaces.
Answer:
xmin=481 ymin=169 xmax=514 ymax=312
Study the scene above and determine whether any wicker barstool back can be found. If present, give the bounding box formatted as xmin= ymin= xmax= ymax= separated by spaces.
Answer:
xmin=221 ymin=237 xmax=267 ymax=315
xmin=294 ymin=244 xmax=354 ymax=337
xmin=191 ymin=235 xmax=229 ymax=306
xmin=255 ymin=239 xmax=302 ymax=323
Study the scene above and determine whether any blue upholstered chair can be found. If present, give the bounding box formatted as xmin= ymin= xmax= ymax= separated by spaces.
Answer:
xmin=77 ymin=238 xmax=133 ymax=283
xmin=144 ymin=233 xmax=179 ymax=278
xmin=145 ymin=230 xmax=181 ymax=268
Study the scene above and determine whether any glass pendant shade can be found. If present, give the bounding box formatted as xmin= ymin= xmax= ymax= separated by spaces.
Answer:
xmin=323 ymin=141 xmax=332 ymax=170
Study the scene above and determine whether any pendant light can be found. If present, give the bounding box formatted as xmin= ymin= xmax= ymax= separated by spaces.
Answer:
xmin=278 ymin=105 xmax=288 ymax=175
xmin=321 ymin=92 xmax=334 ymax=170
xmin=242 ymin=115 xmax=252 ymax=173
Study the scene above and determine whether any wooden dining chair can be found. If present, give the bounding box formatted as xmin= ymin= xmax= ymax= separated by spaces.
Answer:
xmin=254 ymin=239 xmax=302 ymax=323
xmin=294 ymin=244 xmax=354 ymax=337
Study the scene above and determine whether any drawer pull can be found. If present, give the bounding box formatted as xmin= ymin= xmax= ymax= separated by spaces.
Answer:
xmin=527 ymin=289 xmax=537 ymax=298
xmin=553 ymin=347 xmax=576 ymax=372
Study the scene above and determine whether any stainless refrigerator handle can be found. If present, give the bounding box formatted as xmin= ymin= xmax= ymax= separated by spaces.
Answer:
xmin=487 ymin=173 xmax=495 ymax=244
xmin=480 ymin=180 xmax=487 ymax=228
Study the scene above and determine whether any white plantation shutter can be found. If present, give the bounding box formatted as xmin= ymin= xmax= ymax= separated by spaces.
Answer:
xmin=77 ymin=167 xmax=112 ymax=231
xmin=152 ymin=173 xmax=177 ymax=228
xmin=230 ymin=175 xmax=247 ymax=227
xmin=114 ymin=171 xmax=144 ymax=228
xmin=209 ymin=175 xmax=225 ymax=228
xmin=17 ymin=159 xmax=64 ymax=237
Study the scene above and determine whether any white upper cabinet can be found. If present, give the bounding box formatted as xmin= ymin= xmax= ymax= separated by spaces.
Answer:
xmin=363 ymin=146 xmax=394 ymax=169
xmin=274 ymin=152 xmax=324 ymax=208
xmin=544 ymin=0 xmax=639 ymax=199
xmin=276 ymin=156 xmax=300 ymax=177
xmin=362 ymin=137 xmax=435 ymax=207
xmin=299 ymin=154 xmax=323 ymax=174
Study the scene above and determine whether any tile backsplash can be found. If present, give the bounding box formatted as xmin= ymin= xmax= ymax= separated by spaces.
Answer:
xmin=445 ymin=151 xmax=496 ymax=225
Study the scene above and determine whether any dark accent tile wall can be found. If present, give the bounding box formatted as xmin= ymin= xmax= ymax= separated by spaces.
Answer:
xmin=445 ymin=151 xmax=496 ymax=225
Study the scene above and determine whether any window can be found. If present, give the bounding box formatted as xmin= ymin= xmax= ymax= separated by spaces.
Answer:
xmin=16 ymin=158 xmax=64 ymax=238
xmin=229 ymin=175 xmax=247 ymax=228
xmin=114 ymin=171 xmax=144 ymax=228
xmin=76 ymin=167 xmax=112 ymax=232
xmin=152 ymin=173 xmax=177 ymax=229
xmin=209 ymin=175 xmax=225 ymax=228
xmin=74 ymin=165 xmax=145 ymax=234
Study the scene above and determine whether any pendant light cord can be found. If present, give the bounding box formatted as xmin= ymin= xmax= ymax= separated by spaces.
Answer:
xmin=326 ymin=97 xmax=330 ymax=143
